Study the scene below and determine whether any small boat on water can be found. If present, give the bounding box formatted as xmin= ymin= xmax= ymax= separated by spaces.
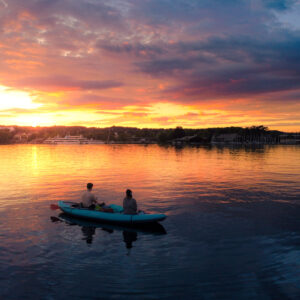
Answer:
xmin=58 ymin=201 xmax=167 ymax=224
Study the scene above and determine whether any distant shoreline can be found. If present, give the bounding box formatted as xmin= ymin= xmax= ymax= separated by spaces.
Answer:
xmin=1 ymin=141 xmax=300 ymax=146
xmin=0 ymin=125 xmax=299 ymax=145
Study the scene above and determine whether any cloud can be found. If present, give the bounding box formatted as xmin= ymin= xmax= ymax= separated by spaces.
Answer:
xmin=135 ymin=32 xmax=300 ymax=99
xmin=97 ymin=40 xmax=165 ymax=59
xmin=263 ymin=0 xmax=297 ymax=10
xmin=0 ymin=108 xmax=37 ymax=114
xmin=0 ymin=0 xmax=300 ymax=130
xmin=10 ymin=76 xmax=123 ymax=92
xmin=128 ymin=0 xmax=281 ymax=37
xmin=125 ymin=111 xmax=148 ymax=117
xmin=62 ymin=94 xmax=140 ymax=109
xmin=1 ymin=0 xmax=7 ymax=8
xmin=136 ymin=55 xmax=215 ymax=76
xmin=3 ymin=0 xmax=125 ymax=31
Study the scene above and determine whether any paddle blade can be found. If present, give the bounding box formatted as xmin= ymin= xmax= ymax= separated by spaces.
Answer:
xmin=50 ymin=216 xmax=62 ymax=222
xmin=50 ymin=204 xmax=60 ymax=210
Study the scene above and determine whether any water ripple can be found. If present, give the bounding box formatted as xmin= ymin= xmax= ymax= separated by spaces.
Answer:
xmin=0 ymin=145 xmax=300 ymax=299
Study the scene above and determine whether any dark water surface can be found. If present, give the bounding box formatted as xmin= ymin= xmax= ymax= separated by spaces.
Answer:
xmin=0 ymin=144 xmax=300 ymax=299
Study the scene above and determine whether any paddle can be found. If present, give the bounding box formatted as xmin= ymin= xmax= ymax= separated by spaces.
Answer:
xmin=50 ymin=202 xmax=79 ymax=210
xmin=50 ymin=202 xmax=116 ymax=213
xmin=50 ymin=216 xmax=62 ymax=222
xmin=50 ymin=204 xmax=60 ymax=210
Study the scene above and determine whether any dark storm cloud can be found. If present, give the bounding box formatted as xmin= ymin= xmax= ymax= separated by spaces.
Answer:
xmin=124 ymin=0 xmax=300 ymax=101
xmin=136 ymin=55 xmax=215 ymax=76
xmin=136 ymin=32 xmax=300 ymax=98
xmin=128 ymin=0 xmax=280 ymax=36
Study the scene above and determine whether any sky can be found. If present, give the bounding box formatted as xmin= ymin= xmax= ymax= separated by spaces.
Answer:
xmin=0 ymin=0 xmax=300 ymax=131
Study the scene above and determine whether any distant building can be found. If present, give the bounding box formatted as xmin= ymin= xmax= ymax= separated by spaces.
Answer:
xmin=13 ymin=133 xmax=29 ymax=142
xmin=44 ymin=135 xmax=90 ymax=144
xmin=211 ymin=133 xmax=240 ymax=144
xmin=0 ymin=126 xmax=15 ymax=132
xmin=279 ymin=134 xmax=300 ymax=144
xmin=43 ymin=135 xmax=106 ymax=144
xmin=171 ymin=135 xmax=198 ymax=145
xmin=87 ymin=139 xmax=106 ymax=144
xmin=211 ymin=132 xmax=281 ymax=144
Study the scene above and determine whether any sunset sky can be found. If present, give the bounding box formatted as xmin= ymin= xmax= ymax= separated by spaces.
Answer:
xmin=0 ymin=0 xmax=300 ymax=131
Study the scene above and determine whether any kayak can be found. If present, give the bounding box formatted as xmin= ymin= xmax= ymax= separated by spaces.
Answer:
xmin=58 ymin=201 xmax=167 ymax=224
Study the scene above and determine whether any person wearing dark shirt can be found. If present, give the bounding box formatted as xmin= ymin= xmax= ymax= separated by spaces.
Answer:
xmin=123 ymin=189 xmax=137 ymax=215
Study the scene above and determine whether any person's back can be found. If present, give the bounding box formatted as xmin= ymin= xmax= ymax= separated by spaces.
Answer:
xmin=81 ymin=183 xmax=97 ymax=208
xmin=123 ymin=189 xmax=137 ymax=215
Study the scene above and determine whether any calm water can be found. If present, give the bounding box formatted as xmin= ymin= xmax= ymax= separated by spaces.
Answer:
xmin=0 ymin=144 xmax=300 ymax=299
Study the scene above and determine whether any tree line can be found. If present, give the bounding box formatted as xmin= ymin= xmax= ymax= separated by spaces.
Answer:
xmin=0 ymin=125 xmax=286 ymax=144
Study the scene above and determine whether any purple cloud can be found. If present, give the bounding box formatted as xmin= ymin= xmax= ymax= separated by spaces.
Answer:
xmin=10 ymin=76 xmax=123 ymax=91
xmin=0 ymin=0 xmax=300 ymax=122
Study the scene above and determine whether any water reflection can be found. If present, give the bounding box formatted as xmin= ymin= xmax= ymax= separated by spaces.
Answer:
xmin=81 ymin=226 xmax=96 ymax=244
xmin=1 ymin=145 xmax=300 ymax=299
xmin=51 ymin=213 xmax=166 ymax=249
xmin=123 ymin=230 xmax=137 ymax=249
xmin=0 ymin=145 xmax=299 ymax=210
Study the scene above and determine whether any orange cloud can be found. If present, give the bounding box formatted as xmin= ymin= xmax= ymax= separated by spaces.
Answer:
xmin=0 ymin=0 xmax=299 ymax=132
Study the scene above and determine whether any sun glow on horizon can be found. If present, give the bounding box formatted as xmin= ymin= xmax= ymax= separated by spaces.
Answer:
xmin=0 ymin=85 xmax=299 ymax=131
xmin=13 ymin=115 xmax=54 ymax=127
xmin=0 ymin=86 xmax=41 ymax=110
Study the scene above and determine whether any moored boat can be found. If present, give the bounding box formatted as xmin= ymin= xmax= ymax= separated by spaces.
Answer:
xmin=58 ymin=201 xmax=166 ymax=224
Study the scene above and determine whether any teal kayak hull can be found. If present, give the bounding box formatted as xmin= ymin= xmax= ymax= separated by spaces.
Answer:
xmin=58 ymin=201 xmax=166 ymax=224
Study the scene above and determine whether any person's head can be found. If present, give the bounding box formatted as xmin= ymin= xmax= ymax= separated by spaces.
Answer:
xmin=126 ymin=189 xmax=132 ymax=198
xmin=87 ymin=183 xmax=93 ymax=191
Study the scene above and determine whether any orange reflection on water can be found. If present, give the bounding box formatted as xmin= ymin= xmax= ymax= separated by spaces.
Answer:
xmin=0 ymin=145 xmax=299 ymax=210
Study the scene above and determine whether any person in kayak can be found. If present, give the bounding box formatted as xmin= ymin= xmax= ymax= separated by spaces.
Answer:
xmin=123 ymin=189 xmax=137 ymax=215
xmin=81 ymin=183 xmax=99 ymax=209
xmin=81 ymin=183 xmax=113 ymax=212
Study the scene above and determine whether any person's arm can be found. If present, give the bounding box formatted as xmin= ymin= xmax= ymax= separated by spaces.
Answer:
xmin=92 ymin=194 xmax=98 ymax=204
xmin=133 ymin=199 xmax=137 ymax=213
